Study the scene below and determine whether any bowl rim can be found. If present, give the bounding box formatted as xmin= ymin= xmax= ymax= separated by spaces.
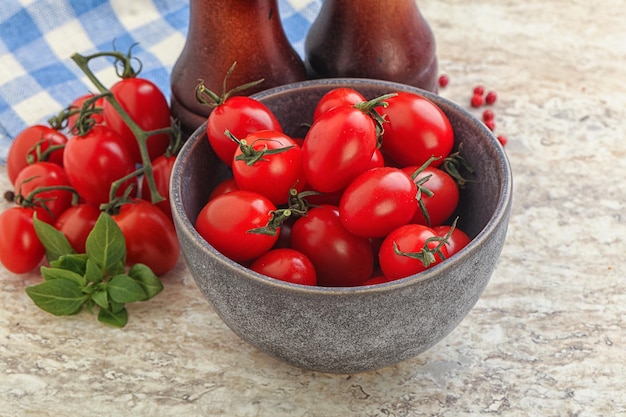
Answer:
xmin=171 ymin=77 xmax=513 ymax=297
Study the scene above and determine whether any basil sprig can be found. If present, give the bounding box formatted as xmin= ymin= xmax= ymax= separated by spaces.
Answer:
xmin=25 ymin=212 xmax=163 ymax=327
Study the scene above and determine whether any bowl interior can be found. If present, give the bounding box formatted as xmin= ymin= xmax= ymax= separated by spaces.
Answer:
xmin=175 ymin=78 xmax=510 ymax=254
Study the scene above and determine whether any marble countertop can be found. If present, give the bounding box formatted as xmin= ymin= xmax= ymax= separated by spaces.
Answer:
xmin=2 ymin=1 xmax=625 ymax=415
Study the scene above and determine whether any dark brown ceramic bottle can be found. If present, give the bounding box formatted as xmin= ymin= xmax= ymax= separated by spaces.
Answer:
xmin=170 ymin=0 xmax=308 ymax=135
xmin=304 ymin=0 xmax=439 ymax=92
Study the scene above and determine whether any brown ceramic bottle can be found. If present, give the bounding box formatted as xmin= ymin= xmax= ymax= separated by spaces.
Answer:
xmin=170 ymin=0 xmax=308 ymax=135
xmin=304 ymin=0 xmax=439 ymax=92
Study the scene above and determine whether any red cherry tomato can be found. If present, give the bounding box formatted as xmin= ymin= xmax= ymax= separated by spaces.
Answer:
xmin=63 ymin=125 xmax=137 ymax=206
xmin=366 ymin=147 xmax=385 ymax=170
xmin=207 ymin=96 xmax=282 ymax=167
xmin=302 ymin=104 xmax=378 ymax=193
xmin=7 ymin=125 xmax=67 ymax=185
xmin=103 ymin=77 xmax=172 ymax=163
xmin=433 ymin=224 xmax=471 ymax=257
xmin=361 ymin=275 xmax=394 ymax=286
xmin=290 ymin=205 xmax=374 ymax=287
xmin=402 ymin=165 xmax=459 ymax=227
xmin=195 ymin=190 xmax=279 ymax=263
xmin=208 ymin=177 xmax=240 ymax=201
xmin=339 ymin=166 xmax=418 ymax=238
xmin=113 ymin=199 xmax=180 ymax=275
xmin=232 ymin=130 xmax=305 ymax=205
xmin=379 ymin=92 xmax=454 ymax=168
xmin=312 ymin=87 xmax=366 ymax=120
xmin=14 ymin=162 xmax=74 ymax=220
xmin=378 ymin=223 xmax=449 ymax=280
xmin=250 ymin=248 xmax=317 ymax=286
xmin=54 ymin=203 xmax=101 ymax=253
xmin=0 ymin=207 xmax=52 ymax=274
xmin=140 ymin=154 xmax=176 ymax=220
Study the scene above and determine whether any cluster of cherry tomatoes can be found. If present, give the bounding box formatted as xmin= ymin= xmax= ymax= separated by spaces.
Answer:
xmin=0 ymin=62 xmax=180 ymax=276
xmin=194 ymin=86 xmax=474 ymax=287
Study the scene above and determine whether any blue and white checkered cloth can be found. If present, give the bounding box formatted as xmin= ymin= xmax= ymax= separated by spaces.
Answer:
xmin=0 ymin=0 xmax=321 ymax=165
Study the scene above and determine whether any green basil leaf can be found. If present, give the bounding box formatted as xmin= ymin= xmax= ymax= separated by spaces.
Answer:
xmin=85 ymin=258 xmax=103 ymax=283
xmin=98 ymin=306 xmax=128 ymax=328
xmin=40 ymin=266 xmax=86 ymax=287
xmin=110 ymin=300 xmax=125 ymax=314
xmin=50 ymin=254 xmax=89 ymax=275
xmin=128 ymin=263 xmax=163 ymax=300
xmin=33 ymin=214 xmax=75 ymax=262
xmin=108 ymin=274 xmax=147 ymax=303
xmin=108 ymin=260 xmax=127 ymax=277
xmin=92 ymin=288 xmax=109 ymax=310
xmin=86 ymin=213 xmax=126 ymax=274
xmin=25 ymin=280 xmax=89 ymax=316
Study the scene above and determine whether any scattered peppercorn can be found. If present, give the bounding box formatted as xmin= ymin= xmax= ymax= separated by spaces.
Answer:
xmin=438 ymin=74 xmax=450 ymax=88
xmin=470 ymin=94 xmax=484 ymax=108
xmin=485 ymin=90 xmax=498 ymax=105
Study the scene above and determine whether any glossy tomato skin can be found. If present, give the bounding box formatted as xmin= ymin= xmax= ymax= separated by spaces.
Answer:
xmin=195 ymin=190 xmax=278 ymax=263
xmin=207 ymin=96 xmax=282 ymax=167
xmin=103 ymin=77 xmax=172 ymax=163
xmin=140 ymin=154 xmax=176 ymax=221
xmin=302 ymin=105 xmax=378 ymax=193
xmin=207 ymin=177 xmax=240 ymax=201
xmin=7 ymin=125 xmax=67 ymax=185
xmin=402 ymin=165 xmax=459 ymax=227
xmin=379 ymin=92 xmax=454 ymax=168
xmin=433 ymin=224 xmax=471 ymax=257
xmin=63 ymin=125 xmax=137 ymax=206
xmin=378 ymin=223 xmax=449 ymax=280
xmin=250 ymin=248 xmax=317 ymax=286
xmin=312 ymin=87 xmax=366 ymax=120
xmin=14 ymin=162 xmax=74 ymax=220
xmin=232 ymin=130 xmax=305 ymax=205
xmin=54 ymin=203 xmax=101 ymax=253
xmin=366 ymin=147 xmax=386 ymax=170
xmin=361 ymin=275 xmax=394 ymax=286
xmin=291 ymin=205 xmax=374 ymax=287
xmin=113 ymin=199 xmax=180 ymax=275
xmin=339 ymin=166 xmax=418 ymax=238
xmin=0 ymin=207 xmax=52 ymax=274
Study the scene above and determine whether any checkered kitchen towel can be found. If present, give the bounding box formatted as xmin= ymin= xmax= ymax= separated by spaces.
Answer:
xmin=0 ymin=0 xmax=321 ymax=165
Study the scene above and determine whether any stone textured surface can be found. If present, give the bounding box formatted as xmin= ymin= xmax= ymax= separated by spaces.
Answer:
xmin=1 ymin=0 xmax=626 ymax=415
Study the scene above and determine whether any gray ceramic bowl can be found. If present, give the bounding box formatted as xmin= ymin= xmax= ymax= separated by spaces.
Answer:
xmin=170 ymin=78 xmax=513 ymax=374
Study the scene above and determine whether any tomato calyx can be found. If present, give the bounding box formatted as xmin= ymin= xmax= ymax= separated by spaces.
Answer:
xmin=12 ymin=177 xmax=79 ymax=218
xmin=353 ymin=93 xmax=397 ymax=143
xmin=440 ymin=144 xmax=475 ymax=188
xmin=48 ymin=93 xmax=107 ymax=135
xmin=408 ymin=156 xmax=439 ymax=227
xmin=25 ymin=138 xmax=66 ymax=165
xmin=248 ymin=208 xmax=292 ymax=236
xmin=392 ymin=218 xmax=458 ymax=267
xmin=249 ymin=188 xmax=312 ymax=236
xmin=195 ymin=62 xmax=265 ymax=108
xmin=226 ymin=130 xmax=294 ymax=166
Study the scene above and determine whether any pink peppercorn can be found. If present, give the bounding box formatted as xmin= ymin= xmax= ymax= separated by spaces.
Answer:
xmin=438 ymin=74 xmax=450 ymax=88
xmin=485 ymin=90 xmax=498 ymax=105
xmin=470 ymin=94 xmax=484 ymax=108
